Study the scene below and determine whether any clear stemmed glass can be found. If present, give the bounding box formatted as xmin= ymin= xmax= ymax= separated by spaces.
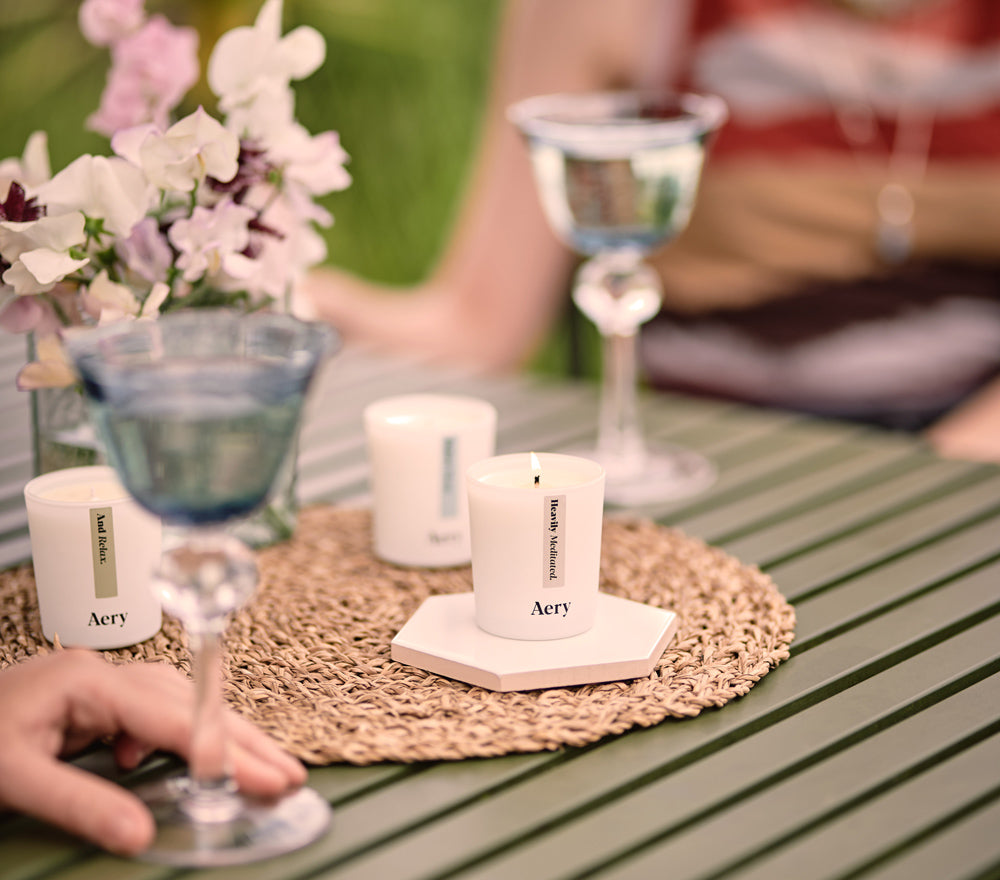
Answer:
xmin=66 ymin=309 xmax=337 ymax=866
xmin=509 ymin=90 xmax=727 ymax=505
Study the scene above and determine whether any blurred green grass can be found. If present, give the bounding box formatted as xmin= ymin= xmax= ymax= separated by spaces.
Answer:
xmin=0 ymin=0 xmax=585 ymax=377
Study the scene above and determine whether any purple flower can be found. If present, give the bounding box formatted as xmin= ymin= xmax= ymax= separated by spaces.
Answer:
xmin=208 ymin=141 xmax=275 ymax=200
xmin=116 ymin=216 xmax=173 ymax=284
xmin=0 ymin=182 xmax=45 ymax=223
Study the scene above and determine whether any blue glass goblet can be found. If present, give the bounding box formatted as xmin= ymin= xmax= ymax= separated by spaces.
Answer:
xmin=67 ymin=309 xmax=337 ymax=866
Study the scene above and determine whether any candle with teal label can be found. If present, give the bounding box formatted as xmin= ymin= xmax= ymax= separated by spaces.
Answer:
xmin=364 ymin=394 xmax=497 ymax=567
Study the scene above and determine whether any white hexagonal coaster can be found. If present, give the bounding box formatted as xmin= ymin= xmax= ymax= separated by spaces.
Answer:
xmin=390 ymin=592 xmax=678 ymax=692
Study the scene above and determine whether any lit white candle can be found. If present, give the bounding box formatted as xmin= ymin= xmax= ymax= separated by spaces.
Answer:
xmin=24 ymin=465 xmax=162 ymax=649
xmin=466 ymin=452 xmax=605 ymax=640
xmin=364 ymin=394 xmax=497 ymax=567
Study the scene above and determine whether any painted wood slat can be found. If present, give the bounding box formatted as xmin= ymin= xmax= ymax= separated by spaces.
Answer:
xmin=20 ymin=755 xmax=556 ymax=880
xmin=234 ymin=563 xmax=1000 ymax=880
xmin=791 ymin=514 xmax=1000 ymax=651
xmin=677 ymin=440 xmax=918 ymax=542
xmin=598 ymin=700 xmax=1000 ymax=880
xmin=709 ymin=729 xmax=1000 ymax=880
xmin=427 ymin=620 xmax=1000 ymax=880
xmin=720 ymin=455 xmax=982 ymax=566
xmin=764 ymin=472 xmax=1000 ymax=596
xmin=0 ymin=766 xmax=424 ymax=880
xmin=0 ymin=533 xmax=30 ymax=571
xmin=858 ymin=798 xmax=1000 ymax=880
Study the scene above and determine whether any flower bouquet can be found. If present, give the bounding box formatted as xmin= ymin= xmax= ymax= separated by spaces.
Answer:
xmin=0 ymin=0 xmax=350 ymax=542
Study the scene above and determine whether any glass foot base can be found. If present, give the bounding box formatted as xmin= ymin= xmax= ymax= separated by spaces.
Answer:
xmin=134 ymin=776 xmax=332 ymax=867
xmin=567 ymin=443 xmax=716 ymax=506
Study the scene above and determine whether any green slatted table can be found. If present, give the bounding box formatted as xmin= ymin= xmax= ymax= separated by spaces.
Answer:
xmin=1 ymin=342 xmax=998 ymax=880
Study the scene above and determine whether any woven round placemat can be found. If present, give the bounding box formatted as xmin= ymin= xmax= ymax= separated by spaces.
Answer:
xmin=0 ymin=506 xmax=794 ymax=765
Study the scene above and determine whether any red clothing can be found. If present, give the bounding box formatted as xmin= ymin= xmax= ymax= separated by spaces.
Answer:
xmin=679 ymin=0 xmax=1000 ymax=161
xmin=643 ymin=0 xmax=1000 ymax=427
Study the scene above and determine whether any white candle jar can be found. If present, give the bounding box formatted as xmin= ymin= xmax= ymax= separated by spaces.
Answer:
xmin=24 ymin=466 xmax=162 ymax=649
xmin=364 ymin=394 xmax=497 ymax=567
xmin=466 ymin=452 xmax=605 ymax=640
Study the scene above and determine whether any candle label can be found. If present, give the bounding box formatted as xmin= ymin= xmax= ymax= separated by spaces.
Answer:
xmin=542 ymin=495 xmax=566 ymax=588
xmin=89 ymin=507 xmax=119 ymax=598
xmin=440 ymin=436 xmax=458 ymax=518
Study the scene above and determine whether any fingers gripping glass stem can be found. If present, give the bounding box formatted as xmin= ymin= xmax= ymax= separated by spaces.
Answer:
xmin=155 ymin=531 xmax=258 ymax=820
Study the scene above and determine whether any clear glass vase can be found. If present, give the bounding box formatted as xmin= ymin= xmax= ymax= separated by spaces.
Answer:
xmin=30 ymin=384 xmax=102 ymax=474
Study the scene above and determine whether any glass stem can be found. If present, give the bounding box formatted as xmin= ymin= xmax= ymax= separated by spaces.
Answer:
xmin=185 ymin=627 xmax=238 ymax=820
xmin=598 ymin=329 xmax=647 ymax=466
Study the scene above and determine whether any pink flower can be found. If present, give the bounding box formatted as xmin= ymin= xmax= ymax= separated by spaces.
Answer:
xmin=88 ymin=16 xmax=199 ymax=135
xmin=78 ymin=0 xmax=145 ymax=47
xmin=87 ymin=68 xmax=155 ymax=136
xmin=116 ymin=216 xmax=172 ymax=284
xmin=0 ymin=293 xmax=57 ymax=335
xmin=168 ymin=200 xmax=256 ymax=283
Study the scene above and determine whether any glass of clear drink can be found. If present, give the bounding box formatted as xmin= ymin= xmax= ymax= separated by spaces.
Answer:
xmin=66 ymin=309 xmax=337 ymax=866
xmin=509 ymin=90 xmax=727 ymax=505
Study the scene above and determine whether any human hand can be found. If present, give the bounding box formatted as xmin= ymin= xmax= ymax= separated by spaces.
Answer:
xmin=926 ymin=376 xmax=1000 ymax=464
xmin=0 ymin=650 xmax=307 ymax=856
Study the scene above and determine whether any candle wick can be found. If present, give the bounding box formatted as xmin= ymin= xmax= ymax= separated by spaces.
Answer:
xmin=534 ymin=474 xmax=540 ymax=486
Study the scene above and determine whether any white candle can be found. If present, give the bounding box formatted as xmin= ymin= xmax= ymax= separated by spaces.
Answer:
xmin=466 ymin=452 xmax=605 ymax=640
xmin=24 ymin=465 xmax=162 ymax=649
xmin=39 ymin=481 xmax=129 ymax=503
xmin=364 ymin=394 xmax=497 ymax=567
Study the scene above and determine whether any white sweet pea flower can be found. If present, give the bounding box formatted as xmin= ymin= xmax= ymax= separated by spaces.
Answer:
xmin=15 ymin=332 xmax=78 ymax=390
xmin=274 ymin=176 xmax=332 ymax=227
xmin=0 ymin=131 xmax=51 ymax=195
xmin=239 ymin=194 xmax=326 ymax=299
xmin=0 ymin=213 xmax=89 ymax=295
xmin=2 ymin=0 xmax=352 ymax=394
xmin=33 ymin=154 xmax=151 ymax=239
xmin=86 ymin=269 xmax=139 ymax=319
xmin=140 ymin=281 xmax=170 ymax=317
xmin=112 ymin=107 xmax=240 ymax=193
xmin=271 ymin=125 xmax=350 ymax=196
xmin=167 ymin=200 xmax=256 ymax=282
xmin=88 ymin=271 xmax=170 ymax=324
xmin=222 ymin=80 xmax=295 ymax=146
xmin=108 ymin=122 xmax=156 ymax=169
xmin=208 ymin=0 xmax=324 ymax=110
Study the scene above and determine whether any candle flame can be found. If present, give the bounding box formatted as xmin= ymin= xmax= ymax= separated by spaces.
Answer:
xmin=530 ymin=451 xmax=541 ymax=486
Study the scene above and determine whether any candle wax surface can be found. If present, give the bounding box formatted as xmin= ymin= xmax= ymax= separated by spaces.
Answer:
xmin=38 ymin=480 xmax=130 ymax=503
xmin=381 ymin=411 xmax=485 ymax=429
xmin=368 ymin=396 xmax=496 ymax=432
xmin=474 ymin=465 xmax=601 ymax=490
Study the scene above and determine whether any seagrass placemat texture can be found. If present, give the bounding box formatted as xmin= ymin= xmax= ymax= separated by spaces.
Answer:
xmin=0 ymin=506 xmax=795 ymax=765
